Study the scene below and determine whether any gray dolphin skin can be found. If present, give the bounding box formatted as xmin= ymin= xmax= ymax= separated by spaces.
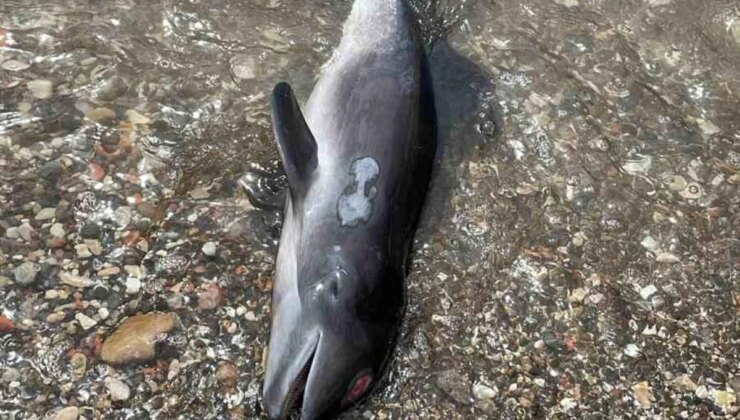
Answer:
xmin=261 ymin=1 xmax=436 ymax=419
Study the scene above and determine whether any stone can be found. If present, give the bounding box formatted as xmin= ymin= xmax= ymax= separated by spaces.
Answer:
xmin=202 ymin=241 xmax=217 ymax=257
xmin=39 ymin=161 xmax=64 ymax=182
xmin=1 ymin=368 xmax=20 ymax=384
xmin=189 ymin=186 xmax=210 ymax=200
xmin=50 ymin=223 xmax=65 ymax=238
xmin=18 ymin=223 xmax=35 ymax=241
xmin=84 ymin=239 xmax=103 ymax=256
xmin=639 ymin=285 xmax=657 ymax=300
xmin=100 ymin=312 xmax=180 ymax=365
xmin=104 ymin=376 xmax=131 ymax=401
xmin=472 ymin=383 xmax=498 ymax=400
xmin=673 ymin=374 xmax=698 ymax=392
xmin=70 ymin=352 xmax=87 ymax=380
xmin=13 ymin=261 xmax=39 ymax=285
xmin=80 ymin=223 xmax=101 ymax=239
xmin=631 ymin=381 xmax=652 ymax=409
xmin=435 ymin=369 xmax=472 ymax=405
xmin=97 ymin=266 xmax=120 ymax=277
xmin=60 ymin=272 xmax=93 ymax=288
xmin=5 ymin=227 xmax=20 ymax=239
xmin=656 ymin=252 xmax=681 ymax=263
xmin=35 ymin=207 xmax=57 ymax=221
xmin=98 ymin=307 xmax=110 ymax=320
xmin=216 ymin=361 xmax=239 ymax=389
xmin=198 ymin=283 xmax=224 ymax=310
xmin=47 ymin=312 xmax=66 ymax=323
xmin=88 ymin=107 xmax=115 ymax=123
xmin=51 ymin=406 xmax=79 ymax=420
xmin=75 ymin=312 xmax=97 ymax=330
xmin=75 ymin=244 xmax=92 ymax=258
xmin=28 ymin=79 xmax=54 ymax=99
xmin=711 ymin=390 xmax=737 ymax=408
xmin=125 ymin=277 xmax=141 ymax=294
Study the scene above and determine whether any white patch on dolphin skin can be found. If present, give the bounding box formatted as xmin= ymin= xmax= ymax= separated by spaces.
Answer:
xmin=337 ymin=157 xmax=380 ymax=227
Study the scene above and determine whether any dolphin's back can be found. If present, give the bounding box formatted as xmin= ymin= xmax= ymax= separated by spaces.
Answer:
xmin=302 ymin=0 xmax=426 ymax=243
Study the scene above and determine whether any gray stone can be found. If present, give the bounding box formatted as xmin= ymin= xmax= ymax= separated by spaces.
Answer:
xmin=13 ymin=261 xmax=39 ymax=285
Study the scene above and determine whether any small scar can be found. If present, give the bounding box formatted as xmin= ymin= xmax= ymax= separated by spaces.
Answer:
xmin=337 ymin=156 xmax=380 ymax=227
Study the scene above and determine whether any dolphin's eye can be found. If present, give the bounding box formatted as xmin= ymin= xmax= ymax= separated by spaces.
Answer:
xmin=345 ymin=370 xmax=373 ymax=404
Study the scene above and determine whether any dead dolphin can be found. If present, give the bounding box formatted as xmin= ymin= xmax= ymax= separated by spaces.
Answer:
xmin=262 ymin=0 xmax=436 ymax=418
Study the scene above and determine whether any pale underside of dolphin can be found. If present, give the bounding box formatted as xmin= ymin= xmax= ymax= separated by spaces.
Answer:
xmin=261 ymin=1 xmax=437 ymax=419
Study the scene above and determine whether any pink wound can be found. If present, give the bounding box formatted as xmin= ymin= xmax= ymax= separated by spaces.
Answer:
xmin=346 ymin=374 xmax=372 ymax=402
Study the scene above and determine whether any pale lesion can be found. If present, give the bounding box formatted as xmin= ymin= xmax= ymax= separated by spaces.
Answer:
xmin=336 ymin=156 xmax=381 ymax=227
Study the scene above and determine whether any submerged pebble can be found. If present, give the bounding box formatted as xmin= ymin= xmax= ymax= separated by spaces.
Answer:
xmin=100 ymin=312 xmax=180 ymax=365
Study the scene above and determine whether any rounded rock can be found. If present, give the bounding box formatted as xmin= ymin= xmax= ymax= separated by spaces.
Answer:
xmin=28 ymin=79 xmax=54 ymax=99
xmin=51 ymin=406 xmax=79 ymax=420
xmin=100 ymin=312 xmax=180 ymax=365
xmin=104 ymin=376 xmax=131 ymax=401
xmin=202 ymin=241 xmax=218 ymax=257
xmin=13 ymin=261 xmax=39 ymax=285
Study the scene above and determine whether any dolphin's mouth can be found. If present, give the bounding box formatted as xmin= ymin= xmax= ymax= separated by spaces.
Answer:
xmin=281 ymin=339 xmax=318 ymax=417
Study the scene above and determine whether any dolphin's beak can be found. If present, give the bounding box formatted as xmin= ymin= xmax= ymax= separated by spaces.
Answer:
xmin=264 ymin=331 xmax=367 ymax=420
xmin=262 ymin=333 xmax=320 ymax=419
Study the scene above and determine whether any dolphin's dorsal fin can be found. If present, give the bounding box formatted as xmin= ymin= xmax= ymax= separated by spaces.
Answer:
xmin=270 ymin=82 xmax=318 ymax=202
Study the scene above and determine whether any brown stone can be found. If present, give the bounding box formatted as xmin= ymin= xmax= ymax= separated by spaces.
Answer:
xmin=100 ymin=312 xmax=179 ymax=365
xmin=197 ymin=283 xmax=224 ymax=311
xmin=216 ymin=361 xmax=239 ymax=389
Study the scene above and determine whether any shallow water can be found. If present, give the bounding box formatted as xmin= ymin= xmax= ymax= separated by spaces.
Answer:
xmin=0 ymin=0 xmax=738 ymax=419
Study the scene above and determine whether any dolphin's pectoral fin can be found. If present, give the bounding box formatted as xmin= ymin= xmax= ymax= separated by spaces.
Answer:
xmin=270 ymin=82 xmax=318 ymax=202
xmin=237 ymin=161 xmax=287 ymax=210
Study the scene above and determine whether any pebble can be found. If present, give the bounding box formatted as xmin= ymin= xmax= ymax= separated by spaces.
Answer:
xmin=45 ymin=289 xmax=59 ymax=299
xmin=2 ymin=59 xmax=30 ymax=71
xmin=5 ymin=226 xmax=20 ymax=239
xmin=569 ymin=287 xmax=587 ymax=303
xmin=125 ymin=277 xmax=141 ymax=294
xmin=97 ymin=266 xmax=120 ymax=277
xmin=113 ymin=206 xmax=132 ymax=227
xmin=85 ymin=239 xmax=103 ymax=256
xmin=50 ymin=223 xmax=65 ymax=238
xmin=75 ymin=244 xmax=92 ymax=258
xmin=472 ymin=383 xmax=498 ymax=400
xmin=19 ymin=223 xmax=35 ymax=241
xmin=27 ymin=79 xmax=54 ymax=99
xmin=99 ymin=307 xmax=110 ymax=320
xmin=50 ymin=406 xmax=79 ymax=420
xmin=80 ymin=223 xmax=101 ymax=239
xmin=13 ymin=261 xmax=39 ymax=285
xmin=35 ymin=207 xmax=57 ymax=221
xmin=105 ymin=376 xmax=131 ymax=401
xmin=673 ymin=374 xmax=698 ymax=392
xmin=47 ymin=312 xmax=66 ymax=323
xmin=1 ymin=368 xmax=21 ymax=384
xmin=60 ymin=272 xmax=93 ymax=288
xmin=39 ymin=161 xmax=64 ymax=182
xmin=198 ymin=284 xmax=224 ymax=310
xmin=639 ymin=285 xmax=658 ymax=300
xmin=75 ymin=312 xmax=97 ymax=330
xmin=435 ymin=369 xmax=472 ymax=405
xmin=624 ymin=343 xmax=641 ymax=357
xmin=100 ymin=312 xmax=179 ymax=365
xmin=70 ymin=352 xmax=87 ymax=380
xmin=631 ymin=381 xmax=653 ymax=408
xmin=202 ymin=241 xmax=218 ymax=257
xmin=189 ymin=186 xmax=211 ymax=200
xmin=88 ymin=107 xmax=116 ymax=123
xmin=655 ymin=252 xmax=681 ymax=263
xmin=216 ymin=361 xmax=239 ymax=389
xmin=711 ymin=390 xmax=736 ymax=408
